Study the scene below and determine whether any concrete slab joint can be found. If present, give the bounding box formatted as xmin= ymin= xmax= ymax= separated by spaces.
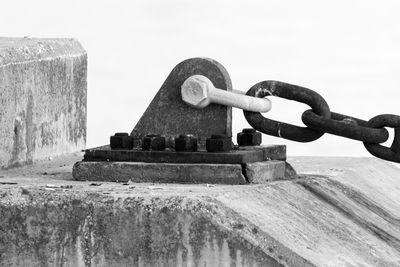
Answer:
xmin=0 ymin=37 xmax=87 ymax=168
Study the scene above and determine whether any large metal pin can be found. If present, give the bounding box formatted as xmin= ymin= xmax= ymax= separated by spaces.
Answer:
xmin=181 ymin=75 xmax=272 ymax=113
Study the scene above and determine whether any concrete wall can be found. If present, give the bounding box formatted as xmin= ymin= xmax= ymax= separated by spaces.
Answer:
xmin=0 ymin=38 xmax=87 ymax=168
xmin=0 ymin=189 xmax=280 ymax=267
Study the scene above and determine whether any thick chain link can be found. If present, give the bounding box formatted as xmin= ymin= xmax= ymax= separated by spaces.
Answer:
xmin=302 ymin=111 xmax=389 ymax=143
xmin=243 ymin=81 xmax=330 ymax=142
xmin=243 ymin=81 xmax=400 ymax=163
xmin=363 ymin=115 xmax=400 ymax=162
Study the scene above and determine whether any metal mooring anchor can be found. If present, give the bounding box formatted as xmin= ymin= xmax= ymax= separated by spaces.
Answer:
xmin=72 ymin=57 xmax=399 ymax=184
xmin=73 ymin=57 xmax=290 ymax=184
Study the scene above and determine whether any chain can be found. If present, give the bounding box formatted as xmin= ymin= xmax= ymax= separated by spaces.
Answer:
xmin=243 ymin=80 xmax=400 ymax=163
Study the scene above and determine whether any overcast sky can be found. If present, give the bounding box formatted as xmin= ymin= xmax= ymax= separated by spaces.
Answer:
xmin=1 ymin=0 xmax=399 ymax=157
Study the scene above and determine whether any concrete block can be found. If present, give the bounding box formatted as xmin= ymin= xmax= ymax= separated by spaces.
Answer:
xmin=0 ymin=37 xmax=87 ymax=168
xmin=238 ymin=145 xmax=286 ymax=161
xmin=285 ymin=161 xmax=298 ymax=179
xmin=1 ymin=156 xmax=400 ymax=266
xmin=245 ymin=160 xmax=286 ymax=183
xmin=73 ymin=161 xmax=247 ymax=184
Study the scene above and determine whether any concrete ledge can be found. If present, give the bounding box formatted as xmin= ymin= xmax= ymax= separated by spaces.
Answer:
xmin=73 ymin=161 xmax=247 ymax=184
xmin=72 ymin=159 xmax=292 ymax=184
xmin=245 ymin=161 xmax=286 ymax=183
xmin=0 ymin=186 xmax=292 ymax=266
xmin=0 ymin=37 xmax=87 ymax=168
xmin=238 ymin=145 xmax=286 ymax=161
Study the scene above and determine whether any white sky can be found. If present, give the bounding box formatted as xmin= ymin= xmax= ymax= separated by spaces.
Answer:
xmin=1 ymin=0 xmax=399 ymax=158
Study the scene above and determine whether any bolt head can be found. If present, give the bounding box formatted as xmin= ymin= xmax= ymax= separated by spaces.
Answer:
xmin=114 ymin=132 xmax=129 ymax=136
xmin=237 ymin=131 xmax=262 ymax=146
xmin=242 ymin=128 xmax=256 ymax=134
xmin=181 ymin=75 xmax=212 ymax=108
xmin=110 ymin=134 xmax=134 ymax=149
xmin=206 ymin=135 xmax=232 ymax=152
xmin=142 ymin=135 xmax=166 ymax=151
xmin=175 ymin=134 xmax=198 ymax=152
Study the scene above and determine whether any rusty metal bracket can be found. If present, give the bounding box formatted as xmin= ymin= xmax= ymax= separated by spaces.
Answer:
xmin=83 ymin=146 xmax=263 ymax=164
xmin=131 ymin=57 xmax=233 ymax=148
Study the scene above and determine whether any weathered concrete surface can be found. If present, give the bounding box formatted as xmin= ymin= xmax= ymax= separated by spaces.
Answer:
xmin=245 ymin=161 xmax=286 ymax=183
xmin=0 ymin=37 xmax=87 ymax=168
xmin=73 ymin=161 xmax=247 ymax=184
xmin=0 ymin=155 xmax=400 ymax=266
xmin=72 ymin=160 xmax=288 ymax=184
xmin=238 ymin=145 xmax=287 ymax=161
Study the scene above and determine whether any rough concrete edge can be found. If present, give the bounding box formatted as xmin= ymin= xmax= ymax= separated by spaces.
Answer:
xmin=206 ymin=197 xmax=315 ymax=267
xmin=72 ymin=161 xmax=247 ymax=185
xmin=241 ymin=161 xmax=297 ymax=183
xmin=237 ymin=145 xmax=287 ymax=161
xmin=0 ymin=37 xmax=87 ymax=66
xmin=72 ymin=159 xmax=297 ymax=186
xmin=0 ymin=188 xmax=313 ymax=266
xmin=285 ymin=162 xmax=298 ymax=179
xmin=0 ymin=37 xmax=87 ymax=168
xmin=244 ymin=160 xmax=286 ymax=183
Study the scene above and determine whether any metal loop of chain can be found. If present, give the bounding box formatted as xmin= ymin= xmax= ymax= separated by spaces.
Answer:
xmin=363 ymin=115 xmax=400 ymax=163
xmin=243 ymin=81 xmax=331 ymax=142
xmin=302 ymin=110 xmax=389 ymax=143
xmin=243 ymin=81 xmax=400 ymax=163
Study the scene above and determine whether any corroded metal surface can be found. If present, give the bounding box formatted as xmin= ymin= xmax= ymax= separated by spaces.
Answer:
xmin=83 ymin=145 xmax=263 ymax=164
xmin=243 ymin=81 xmax=330 ymax=142
xmin=237 ymin=128 xmax=262 ymax=146
xmin=131 ymin=57 xmax=232 ymax=148
xmin=243 ymin=80 xmax=400 ymax=163
xmin=363 ymin=114 xmax=400 ymax=163
xmin=302 ymin=111 xmax=389 ymax=143
xmin=77 ymin=145 xmax=289 ymax=184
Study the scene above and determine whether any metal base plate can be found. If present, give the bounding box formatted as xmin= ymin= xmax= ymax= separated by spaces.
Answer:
xmin=83 ymin=145 xmax=263 ymax=164
xmin=75 ymin=145 xmax=292 ymax=184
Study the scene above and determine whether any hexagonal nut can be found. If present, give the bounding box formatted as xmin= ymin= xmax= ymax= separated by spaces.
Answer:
xmin=206 ymin=134 xmax=232 ymax=152
xmin=110 ymin=133 xmax=134 ymax=149
xmin=181 ymin=75 xmax=212 ymax=108
xmin=242 ymin=128 xmax=256 ymax=134
xmin=142 ymin=134 xmax=166 ymax=151
xmin=175 ymin=134 xmax=198 ymax=152
xmin=237 ymin=129 xmax=262 ymax=146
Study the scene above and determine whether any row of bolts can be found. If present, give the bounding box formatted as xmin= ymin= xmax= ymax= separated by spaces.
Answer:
xmin=111 ymin=75 xmax=270 ymax=152
xmin=110 ymin=128 xmax=262 ymax=152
